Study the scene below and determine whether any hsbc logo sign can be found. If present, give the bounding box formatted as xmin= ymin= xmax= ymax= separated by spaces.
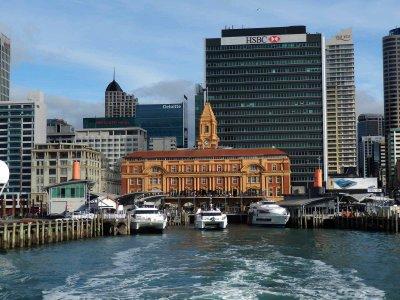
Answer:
xmin=246 ymin=35 xmax=281 ymax=44
xmin=221 ymin=34 xmax=306 ymax=46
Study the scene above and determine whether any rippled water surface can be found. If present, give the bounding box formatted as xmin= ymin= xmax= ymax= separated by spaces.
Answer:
xmin=0 ymin=226 xmax=400 ymax=299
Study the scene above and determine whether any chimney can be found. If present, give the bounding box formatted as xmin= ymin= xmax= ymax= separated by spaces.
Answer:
xmin=72 ymin=161 xmax=81 ymax=180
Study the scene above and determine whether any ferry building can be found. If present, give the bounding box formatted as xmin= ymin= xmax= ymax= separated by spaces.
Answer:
xmin=121 ymin=103 xmax=291 ymax=201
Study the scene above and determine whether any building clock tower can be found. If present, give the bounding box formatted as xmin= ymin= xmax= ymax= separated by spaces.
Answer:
xmin=197 ymin=102 xmax=219 ymax=149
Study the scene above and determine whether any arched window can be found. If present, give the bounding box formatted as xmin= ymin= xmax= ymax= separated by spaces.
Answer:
xmin=217 ymin=165 xmax=223 ymax=172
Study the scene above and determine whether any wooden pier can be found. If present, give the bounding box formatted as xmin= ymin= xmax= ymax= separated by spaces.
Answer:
xmin=0 ymin=213 xmax=134 ymax=250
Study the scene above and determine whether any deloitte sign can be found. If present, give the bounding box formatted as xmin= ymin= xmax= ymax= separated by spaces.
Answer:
xmin=162 ymin=104 xmax=182 ymax=109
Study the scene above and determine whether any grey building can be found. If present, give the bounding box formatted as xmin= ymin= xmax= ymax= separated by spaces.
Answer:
xmin=149 ymin=136 xmax=177 ymax=151
xmin=326 ymin=29 xmax=356 ymax=175
xmin=0 ymin=33 xmax=10 ymax=102
xmin=75 ymin=126 xmax=147 ymax=168
xmin=0 ymin=92 xmax=46 ymax=203
xmin=105 ymin=77 xmax=138 ymax=118
xmin=46 ymin=119 xmax=75 ymax=143
xmin=205 ymin=26 xmax=327 ymax=193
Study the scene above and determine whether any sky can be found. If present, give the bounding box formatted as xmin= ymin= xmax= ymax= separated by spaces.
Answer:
xmin=0 ymin=0 xmax=398 ymax=143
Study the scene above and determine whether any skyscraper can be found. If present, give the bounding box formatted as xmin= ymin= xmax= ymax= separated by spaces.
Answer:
xmin=325 ymin=28 xmax=356 ymax=175
xmin=0 ymin=33 xmax=10 ymax=102
xmin=383 ymin=28 xmax=400 ymax=134
xmin=0 ymin=92 xmax=46 ymax=202
xmin=205 ymin=26 xmax=327 ymax=193
xmin=357 ymin=114 xmax=384 ymax=140
xmin=383 ymin=28 xmax=400 ymax=186
xmin=357 ymin=114 xmax=384 ymax=176
xmin=105 ymin=75 xmax=138 ymax=118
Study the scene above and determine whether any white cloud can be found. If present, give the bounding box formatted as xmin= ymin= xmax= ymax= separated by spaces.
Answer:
xmin=356 ymin=89 xmax=383 ymax=116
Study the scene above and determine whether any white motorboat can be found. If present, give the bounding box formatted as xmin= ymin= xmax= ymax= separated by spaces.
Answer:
xmin=248 ymin=200 xmax=290 ymax=227
xmin=130 ymin=202 xmax=167 ymax=232
xmin=195 ymin=206 xmax=227 ymax=230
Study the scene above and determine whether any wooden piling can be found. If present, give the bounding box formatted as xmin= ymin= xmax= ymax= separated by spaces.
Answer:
xmin=19 ymin=223 xmax=24 ymax=248
xmin=27 ymin=222 xmax=32 ymax=247
xmin=11 ymin=223 xmax=16 ymax=249
xmin=3 ymin=223 xmax=8 ymax=250
xmin=35 ymin=221 xmax=39 ymax=246
xmin=41 ymin=221 xmax=45 ymax=245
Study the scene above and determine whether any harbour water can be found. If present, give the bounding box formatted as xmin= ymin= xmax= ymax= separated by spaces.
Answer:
xmin=0 ymin=226 xmax=399 ymax=299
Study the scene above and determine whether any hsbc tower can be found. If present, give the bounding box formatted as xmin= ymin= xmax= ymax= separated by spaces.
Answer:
xmin=205 ymin=26 xmax=327 ymax=194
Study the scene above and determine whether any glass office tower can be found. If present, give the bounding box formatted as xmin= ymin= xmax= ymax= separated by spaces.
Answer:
xmin=205 ymin=26 xmax=326 ymax=193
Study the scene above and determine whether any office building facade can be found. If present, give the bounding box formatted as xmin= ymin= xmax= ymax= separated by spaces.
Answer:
xmin=357 ymin=113 xmax=384 ymax=175
xmin=0 ymin=33 xmax=10 ymax=101
xmin=136 ymin=103 xmax=188 ymax=148
xmin=31 ymin=143 xmax=114 ymax=204
xmin=383 ymin=28 xmax=400 ymax=187
xmin=205 ymin=26 xmax=326 ymax=193
xmin=105 ymin=78 xmax=138 ymax=118
xmin=360 ymin=136 xmax=386 ymax=187
xmin=75 ymin=125 xmax=147 ymax=168
xmin=46 ymin=119 xmax=75 ymax=143
xmin=325 ymin=29 xmax=356 ymax=175
xmin=195 ymin=84 xmax=206 ymax=142
xmin=0 ymin=92 xmax=46 ymax=202
xmin=357 ymin=114 xmax=384 ymax=140
xmin=149 ymin=137 xmax=177 ymax=151
xmin=383 ymin=28 xmax=400 ymax=135
xmin=388 ymin=128 xmax=400 ymax=187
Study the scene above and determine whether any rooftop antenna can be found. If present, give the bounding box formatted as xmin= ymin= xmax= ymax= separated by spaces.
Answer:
xmin=113 ymin=67 xmax=115 ymax=81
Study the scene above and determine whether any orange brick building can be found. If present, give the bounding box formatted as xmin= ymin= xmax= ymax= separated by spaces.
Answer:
xmin=121 ymin=103 xmax=291 ymax=201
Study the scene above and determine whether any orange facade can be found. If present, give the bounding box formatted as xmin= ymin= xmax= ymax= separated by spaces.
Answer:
xmin=121 ymin=148 xmax=291 ymax=201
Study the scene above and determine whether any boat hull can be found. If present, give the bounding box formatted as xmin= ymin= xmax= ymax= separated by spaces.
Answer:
xmin=194 ymin=219 xmax=228 ymax=230
xmin=131 ymin=219 xmax=167 ymax=233
xmin=248 ymin=213 xmax=289 ymax=227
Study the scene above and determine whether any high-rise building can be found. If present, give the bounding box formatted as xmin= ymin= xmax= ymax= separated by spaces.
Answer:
xmin=136 ymin=103 xmax=188 ymax=148
xmin=46 ymin=119 xmax=75 ymax=143
xmin=388 ymin=128 xmax=400 ymax=186
xmin=205 ymin=26 xmax=327 ymax=193
xmin=383 ymin=28 xmax=400 ymax=187
xmin=0 ymin=92 xmax=46 ymax=203
xmin=325 ymin=29 xmax=356 ymax=175
xmin=105 ymin=77 xmax=138 ymax=118
xmin=194 ymin=84 xmax=205 ymax=141
xmin=360 ymin=136 xmax=386 ymax=186
xmin=357 ymin=114 xmax=384 ymax=140
xmin=75 ymin=125 xmax=147 ymax=168
xmin=383 ymin=28 xmax=400 ymax=135
xmin=0 ymin=33 xmax=10 ymax=101
xmin=357 ymin=114 xmax=384 ymax=175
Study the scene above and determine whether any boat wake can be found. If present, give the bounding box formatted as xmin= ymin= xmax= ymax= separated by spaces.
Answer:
xmin=42 ymin=238 xmax=385 ymax=300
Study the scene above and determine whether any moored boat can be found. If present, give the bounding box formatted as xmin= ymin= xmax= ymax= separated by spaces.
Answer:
xmin=130 ymin=202 xmax=167 ymax=232
xmin=248 ymin=200 xmax=290 ymax=227
xmin=194 ymin=206 xmax=227 ymax=230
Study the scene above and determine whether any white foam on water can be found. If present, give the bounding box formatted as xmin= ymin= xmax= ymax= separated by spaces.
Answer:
xmin=42 ymin=235 xmax=386 ymax=300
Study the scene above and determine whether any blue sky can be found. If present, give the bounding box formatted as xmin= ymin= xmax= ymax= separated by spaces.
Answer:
xmin=1 ymin=0 xmax=398 ymax=140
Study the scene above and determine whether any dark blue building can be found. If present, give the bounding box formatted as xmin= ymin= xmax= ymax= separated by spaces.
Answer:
xmin=136 ymin=103 xmax=187 ymax=148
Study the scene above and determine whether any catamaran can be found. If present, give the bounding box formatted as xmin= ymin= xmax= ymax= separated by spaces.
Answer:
xmin=194 ymin=206 xmax=227 ymax=230
xmin=130 ymin=202 xmax=167 ymax=232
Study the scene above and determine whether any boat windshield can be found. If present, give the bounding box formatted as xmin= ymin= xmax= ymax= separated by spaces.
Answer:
xmin=135 ymin=210 xmax=159 ymax=214
xmin=201 ymin=212 xmax=221 ymax=216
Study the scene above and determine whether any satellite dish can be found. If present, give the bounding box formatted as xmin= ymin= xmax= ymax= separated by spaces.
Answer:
xmin=0 ymin=160 xmax=9 ymax=184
